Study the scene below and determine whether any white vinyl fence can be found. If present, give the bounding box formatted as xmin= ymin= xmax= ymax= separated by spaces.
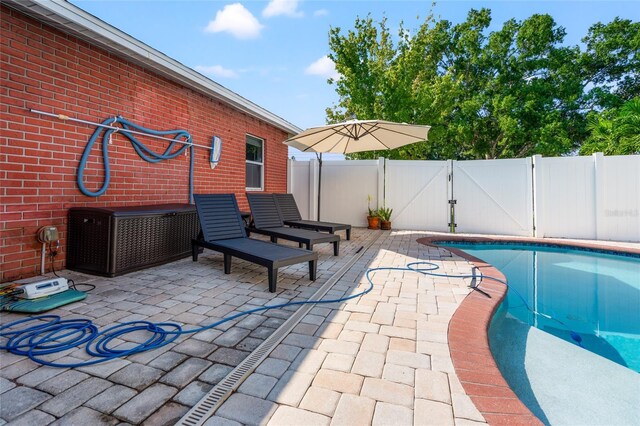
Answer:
xmin=288 ymin=153 xmax=640 ymax=242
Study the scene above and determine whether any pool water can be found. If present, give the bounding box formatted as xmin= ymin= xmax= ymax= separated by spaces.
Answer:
xmin=442 ymin=243 xmax=640 ymax=372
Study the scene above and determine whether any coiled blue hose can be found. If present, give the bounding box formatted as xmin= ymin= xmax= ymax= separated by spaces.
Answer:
xmin=0 ymin=261 xmax=581 ymax=368
xmin=77 ymin=116 xmax=194 ymax=202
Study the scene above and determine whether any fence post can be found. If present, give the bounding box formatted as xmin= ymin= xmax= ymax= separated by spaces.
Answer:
xmin=287 ymin=158 xmax=293 ymax=194
xmin=310 ymin=158 xmax=319 ymax=221
xmin=593 ymin=152 xmax=604 ymax=240
xmin=377 ymin=157 xmax=385 ymax=209
xmin=532 ymin=155 xmax=543 ymax=238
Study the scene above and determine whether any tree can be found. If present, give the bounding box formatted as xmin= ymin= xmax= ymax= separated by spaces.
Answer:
xmin=326 ymin=8 xmax=635 ymax=160
xmin=580 ymin=97 xmax=640 ymax=155
xmin=580 ymin=18 xmax=640 ymax=111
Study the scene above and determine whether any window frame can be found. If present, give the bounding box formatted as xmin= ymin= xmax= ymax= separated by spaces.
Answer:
xmin=245 ymin=134 xmax=264 ymax=191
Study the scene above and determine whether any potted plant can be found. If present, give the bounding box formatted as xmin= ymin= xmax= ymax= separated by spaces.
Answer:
xmin=367 ymin=195 xmax=380 ymax=229
xmin=378 ymin=206 xmax=393 ymax=230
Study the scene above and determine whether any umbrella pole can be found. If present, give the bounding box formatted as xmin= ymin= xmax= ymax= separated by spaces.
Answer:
xmin=317 ymin=152 xmax=323 ymax=221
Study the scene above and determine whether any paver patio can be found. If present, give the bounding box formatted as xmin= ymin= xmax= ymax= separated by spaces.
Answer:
xmin=3 ymin=229 xmax=636 ymax=425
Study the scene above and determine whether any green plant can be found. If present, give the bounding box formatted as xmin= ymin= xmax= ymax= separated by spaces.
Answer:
xmin=377 ymin=206 xmax=393 ymax=221
xmin=367 ymin=195 xmax=376 ymax=217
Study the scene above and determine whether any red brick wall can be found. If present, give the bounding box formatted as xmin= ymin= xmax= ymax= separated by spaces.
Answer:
xmin=0 ymin=6 xmax=290 ymax=282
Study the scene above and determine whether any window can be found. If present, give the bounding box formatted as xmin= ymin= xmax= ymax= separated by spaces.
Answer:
xmin=246 ymin=135 xmax=264 ymax=190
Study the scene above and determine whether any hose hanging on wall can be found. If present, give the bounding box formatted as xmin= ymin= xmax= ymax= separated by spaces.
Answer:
xmin=76 ymin=116 xmax=194 ymax=203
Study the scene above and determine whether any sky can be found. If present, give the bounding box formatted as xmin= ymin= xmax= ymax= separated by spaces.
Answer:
xmin=71 ymin=0 xmax=639 ymax=160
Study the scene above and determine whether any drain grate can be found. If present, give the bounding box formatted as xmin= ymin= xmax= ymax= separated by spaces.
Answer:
xmin=176 ymin=232 xmax=381 ymax=426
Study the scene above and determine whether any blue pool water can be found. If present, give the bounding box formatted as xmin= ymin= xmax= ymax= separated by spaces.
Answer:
xmin=442 ymin=242 xmax=640 ymax=372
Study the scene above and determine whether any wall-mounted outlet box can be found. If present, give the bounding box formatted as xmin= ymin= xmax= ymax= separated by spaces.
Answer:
xmin=38 ymin=226 xmax=59 ymax=243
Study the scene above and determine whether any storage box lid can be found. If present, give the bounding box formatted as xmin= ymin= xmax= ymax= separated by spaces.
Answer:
xmin=69 ymin=203 xmax=195 ymax=216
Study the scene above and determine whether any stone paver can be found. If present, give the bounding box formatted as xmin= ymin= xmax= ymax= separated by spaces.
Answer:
xmin=199 ymin=363 xmax=234 ymax=385
xmin=267 ymin=371 xmax=315 ymax=406
xmin=40 ymin=377 xmax=112 ymax=417
xmin=0 ymin=376 xmax=15 ymax=393
xmin=238 ymin=373 xmax=277 ymax=399
xmin=36 ymin=370 xmax=89 ymax=394
xmin=351 ymin=350 xmax=385 ymax=377
xmin=0 ymin=386 xmax=50 ymax=421
xmin=331 ymin=394 xmax=375 ymax=426
xmin=108 ymin=363 xmax=163 ymax=390
xmin=113 ymin=383 xmax=177 ymax=424
xmin=322 ymin=353 xmax=355 ymax=372
xmin=361 ymin=377 xmax=414 ymax=407
xmin=414 ymin=398 xmax=455 ymax=425
xmin=217 ymin=393 xmax=278 ymax=425
xmin=382 ymin=363 xmax=415 ymax=386
xmin=416 ymin=369 xmax=451 ymax=404
xmin=299 ymin=386 xmax=341 ymax=417
xmin=203 ymin=415 xmax=243 ymax=426
xmin=267 ymin=405 xmax=330 ymax=426
xmin=50 ymin=407 xmax=118 ymax=425
xmin=6 ymin=409 xmax=55 ymax=426
xmin=255 ymin=358 xmax=290 ymax=378
xmin=85 ymin=385 xmax=137 ymax=414
xmin=160 ymin=357 xmax=212 ymax=388
xmin=174 ymin=381 xmax=212 ymax=406
xmin=312 ymin=369 xmax=363 ymax=395
xmin=143 ymin=401 xmax=190 ymax=425
xmin=373 ymin=401 xmax=414 ymax=426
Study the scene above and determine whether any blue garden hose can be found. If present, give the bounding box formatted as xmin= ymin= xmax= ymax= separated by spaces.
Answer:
xmin=0 ymin=261 xmax=582 ymax=368
xmin=77 ymin=116 xmax=194 ymax=202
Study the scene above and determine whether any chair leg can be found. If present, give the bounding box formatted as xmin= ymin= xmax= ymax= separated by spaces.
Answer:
xmin=307 ymin=243 xmax=312 ymax=251
xmin=333 ymin=241 xmax=339 ymax=256
xmin=346 ymin=228 xmax=351 ymax=241
xmin=223 ymin=254 xmax=232 ymax=274
xmin=267 ymin=267 xmax=277 ymax=293
xmin=298 ymin=242 xmax=304 ymax=248
xmin=309 ymin=260 xmax=317 ymax=281
xmin=192 ymin=242 xmax=199 ymax=261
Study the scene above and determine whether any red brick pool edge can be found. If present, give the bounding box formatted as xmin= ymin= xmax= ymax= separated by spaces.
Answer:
xmin=419 ymin=236 xmax=640 ymax=425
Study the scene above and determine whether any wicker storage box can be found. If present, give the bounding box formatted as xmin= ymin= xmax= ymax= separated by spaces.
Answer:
xmin=67 ymin=204 xmax=199 ymax=277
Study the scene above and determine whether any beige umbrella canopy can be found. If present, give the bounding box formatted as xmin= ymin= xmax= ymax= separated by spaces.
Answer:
xmin=285 ymin=119 xmax=430 ymax=154
xmin=284 ymin=119 xmax=431 ymax=219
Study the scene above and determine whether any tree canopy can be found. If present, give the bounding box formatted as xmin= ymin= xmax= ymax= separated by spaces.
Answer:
xmin=326 ymin=9 xmax=639 ymax=159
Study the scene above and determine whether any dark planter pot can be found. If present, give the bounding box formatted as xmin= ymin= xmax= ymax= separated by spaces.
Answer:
xmin=367 ymin=216 xmax=380 ymax=229
xmin=380 ymin=220 xmax=391 ymax=230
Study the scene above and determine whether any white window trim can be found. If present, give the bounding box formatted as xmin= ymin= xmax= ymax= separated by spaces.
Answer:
xmin=246 ymin=134 xmax=264 ymax=191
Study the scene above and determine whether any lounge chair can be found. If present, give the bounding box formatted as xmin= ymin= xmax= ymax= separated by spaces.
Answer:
xmin=192 ymin=194 xmax=317 ymax=293
xmin=246 ymin=193 xmax=340 ymax=256
xmin=274 ymin=193 xmax=352 ymax=240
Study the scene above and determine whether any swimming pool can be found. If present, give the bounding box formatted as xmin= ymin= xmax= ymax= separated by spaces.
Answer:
xmin=441 ymin=242 xmax=640 ymax=372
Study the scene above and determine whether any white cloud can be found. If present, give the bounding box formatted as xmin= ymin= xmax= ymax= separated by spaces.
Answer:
xmin=314 ymin=9 xmax=329 ymax=17
xmin=263 ymin=0 xmax=304 ymax=18
xmin=305 ymin=56 xmax=339 ymax=80
xmin=205 ymin=3 xmax=263 ymax=39
xmin=195 ymin=65 xmax=238 ymax=79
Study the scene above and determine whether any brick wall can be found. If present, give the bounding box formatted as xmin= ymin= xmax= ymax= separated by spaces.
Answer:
xmin=0 ymin=6 xmax=290 ymax=282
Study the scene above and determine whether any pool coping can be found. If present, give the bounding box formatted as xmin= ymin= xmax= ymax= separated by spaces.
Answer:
xmin=417 ymin=235 xmax=640 ymax=425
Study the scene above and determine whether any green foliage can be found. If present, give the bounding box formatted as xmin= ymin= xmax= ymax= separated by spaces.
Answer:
xmin=580 ymin=19 xmax=640 ymax=110
xmin=326 ymin=8 xmax=638 ymax=159
xmin=580 ymin=97 xmax=640 ymax=155
xmin=377 ymin=206 xmax=393 ymax=221
xmin=366 ymin=194 xmax=376 ymax=216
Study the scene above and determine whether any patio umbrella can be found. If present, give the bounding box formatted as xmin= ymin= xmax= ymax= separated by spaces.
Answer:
xmin=284 ymin=119 xmax=431 ymax=219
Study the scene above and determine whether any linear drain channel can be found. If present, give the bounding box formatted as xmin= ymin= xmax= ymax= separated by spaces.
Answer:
xmin=177 ymin=232 xmax=381 ymax=426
